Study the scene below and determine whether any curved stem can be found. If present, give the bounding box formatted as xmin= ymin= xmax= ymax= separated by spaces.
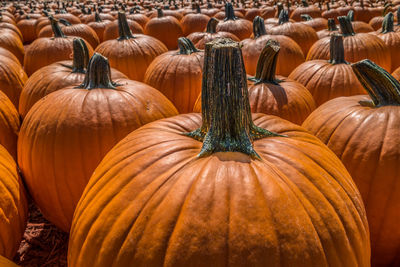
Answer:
xmin=118 ymin=12 xmax=133 ymax=40
xmin=72 ymin=38 xmax=89 ymax=73
xmin=338 ymin=16 xmax=355 ymax=36
xmin=381 ymin=12 xmax=394 ymax=33
xmin=278 ymin=9 xmax=289 ymax=24
xmin=327 ymin=18 xmax=338 ymax=31
xmin=253 ymin=16 xmax=267 ymax=38
xmin=95 ymin=12 xmax=102 ymax=22
xmin=329 ymin=34 xmax=347 ymax=65
xmin=224 ymin=2 xmax=237 ymax=21
xmin=206 ymin=17 xmax=218 ymax=33
xmin=249 ymin=39 xmax=280 ymax=84
xmin=59 ymin=18 xmax=72 ymax=26
xmin=79 ymin=53 xmax=116 ymax=90
xmin=347 ymin=10 xmax=354 ymax=21
xmin=178 ymin=37 xmax=199 ymax=54
xmin=351 ymin=59 xmax=400 ymax=107
xmin=185 ymin=38 xmax=281 ymax=159
xmin=49 ymin=16 xmax=66 ymax=38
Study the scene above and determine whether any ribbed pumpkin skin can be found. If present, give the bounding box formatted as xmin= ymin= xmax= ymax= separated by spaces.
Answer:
xmin=95 ymin=35 xmax=167 ymax=81
xmin=216 ymin=19 xmax=252 ymax=40
xmin=144 ymin=50 xmax=204 ymax=113
xmin=376 ymin=31 xmax=400 ymax=72
xmin=18 ymin=80 xmax=178 ymax=232
xmin=24 ymin=37 xmax=94 ymax=76
xmin=144 ymin=16 xmax=183 ymax=50
xmin=102 ymin=20 xmax=144 ymax=41
xmin=68 ymin=113 xmax=370 ymax=267
xmin=306 ymin=35 xmax=391 ymax=71
xmin=288 ymin=61 xmax=366 ymax=106
xmin=0 ymin=30 xmax=24 ymax=64
xmin=0 ymin=145 xmax=28 ymax=259
xmin=241 ymin=35 xmax=305 ymax=76
xmin=186 ymin=31 xmax=240 ymax=49
xmin=19 ymin=60 xmax=127 ymax=118
xmin=0 ymin=91 xmax=20 ymax=160
xmin=302 ymin=95 xmax=400 ymax=267
xmin=0 ymin=255 xmax=20 ymax=266
xmin=0 ymin=55 xmax=27 ymax=109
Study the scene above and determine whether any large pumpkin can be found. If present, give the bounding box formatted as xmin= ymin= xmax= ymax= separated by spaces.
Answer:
xmin=0 ymin=28 xmax=24 ymax=64
xmin=0 ymin=144 xmax=27 ymax=260
xmin=68 ymin=38 xmax=370 ymax=267
xmin=241 ymin=16 xmax=305 ymax=76
xmin=376 ymin=12 xmax=400 ymax=72
xmin=144 ymin=37 xmax=204 ymax=113
xmin=18 ymin=54 xmax=178 ymax=232
xmin=289 ymin=34 xmax=365 ymax=106
xmin=95 ymin=12 xmax=167 ymax=81
xmin=181 ymin=5 xmax=210 ymax=36
xmin=302 ymin=59 xmax=400 ymax=267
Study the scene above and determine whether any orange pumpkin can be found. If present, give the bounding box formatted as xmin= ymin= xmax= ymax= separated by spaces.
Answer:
xmin=0 ymin=255 xmax=20 ymax=267
xmin=144 ymin=37 xmax=204 ymax=113
xmin=103 ymin=12 xmax=144 ymax=41
xmin=0 ymin=144 xmax=27 ymax=260
xmin=68 ymin=38 xmax=369 ymax=267
xmin=317 ymin=18 xmax=339 ymax=38
xmin=181 ymin=5 xmax=210 ymax=36
xmin=290 ymin=0 xmax=322 ymax=21
xmin=0 ymin=91 xmax=20 ymax=160
xmin=186 ymin=17 xmax=240 ymax=49
xmin=289 ymin=34 xmax=366 ymax=106
xmin=346 ymin=10 xmax=374 ymax=33
xmin=87 ymin=12 xmax=111 ymax=43
xmin=241 ymin=16 xmax=305 ymax=76
xmin=300 ymin=14 xmax=328 ymax=31
xmin=302 ymin=59 xmax=400 ymax=267
xmin=24 ymin=17 xmax=94 ymax=76
xmin=376 ymin=13 xmax=400 ymax=72
xmin=144 ymin=9 xmax=183 ymax=50
xmin=95 ymin=12 xmax=167 ymax=81
xmin=215 ymin=3 xmax=252 ymax=40
xmin=18 ymin=53 xmax=178 ymax=232
xmin=0 ymin=28 xmax=24 ymax=64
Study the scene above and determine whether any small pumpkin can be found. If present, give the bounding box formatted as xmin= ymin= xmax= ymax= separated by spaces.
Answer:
xmin=103 ymin=11 xmax=144 ymax=41
xmin=376 ymin=13 xmax=400 ymax=72
xmin=87 ymin=12 xmax=111 ymax=43
xmin=317 ymin=18 xmax=339 ymax=38
xmin=215 ymin=3 xmax=252 ymax=40
xmin=181 ymin=5 xmax=210 ymax=36
xmin=300 ymin=14 xmax=328 ymax=31
xmin=290 ymin=0 xmax=322 ymax=21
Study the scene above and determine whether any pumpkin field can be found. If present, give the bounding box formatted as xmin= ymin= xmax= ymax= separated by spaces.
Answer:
xmin=0 ymin=0 xmax=399 ymax=266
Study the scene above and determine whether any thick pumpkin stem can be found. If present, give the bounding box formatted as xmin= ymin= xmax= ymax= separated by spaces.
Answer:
xmin=59 ymin=18 xmax=72 ymax=26
xmin=206 ymin=17 xmax=218 ymax=33
xmin=327 ymin=18 xmax=338 ymax=31
xmin=157 ymin=8 xmax=164 ymax=18
xmin=381 ymin=12 xmax=394 ymax=33
xmin=186 ymin=38 xmax=281 ymax=159
xmin=329 ymin=34 xmax=347 ymax=65
xmin=49 ymin=16 xmax=66 ymax=38
xmin=302 ymin=0 xmax=309 ymax=7
xmin=397 ymin=7 xmax=400 ymax=25
xmin=301 ymin=14 xmax=313 ymax=21
xmin=71 ymin=38 xmax=89 ymax=73
xmin=253 ymin=16 xmax=267 ymax=38
xmin=118 ymin=12 xmax=133 ymax=40
xmin=347 ymin=10 xmax=354 ymax=21
xmin=178 ymin=37 xmax=199 ymax=54
xmin=95 ymin=12 xmax=102 ymax=22
xmin=249 ymin=40 xmax=280 ymax=84
xmin=338 ymin=16 xmax=355 ymax=36
xmin=224 ymin=3 xmax=237 ymax=21
xmin=351 ymin=59 xmax=400 ymax=107
xmin=278 ymin=9 xmax=289 ymax=24
xmin=79 ymin=53 xmax=116 ymax=90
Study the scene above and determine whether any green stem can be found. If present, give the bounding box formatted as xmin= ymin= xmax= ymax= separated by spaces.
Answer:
xmin=71 ymin=38 xmax=89 ymax=73
xmin=338 ymin=16 xmax=355 ymax=36
xmin=249 ymin=39 xmax=280 ymax=84
xmin=302 ymin=0 xmax=309 ymax=7
xmin=49 ymin=16 xmax=66 ymax=38
xmin=185 ymin=38 xmax=281 ymax=159
xmin=276 ymin=3 xmax=283 ymax=18
xmin=253 ymin=16 xmax=267 ymax=38
xmin=196 ymin=4 xmax=201 ymax=13
xmin=397 ymin=7 xmax=400 ymax=25
xmin=329 ymin=34 xmax=347 ymax=65
xmin=328 ymin=18 xmax=338 ymax=31
xmin=206 ymin=17 xmax=218 ymax=33
xmin=351 ymin=59 xmax=400 ymax=107
xmin=157 ymin=8 xmax=163 ymax=18
xmin=301 ymin=14 xmax=312 ymax=21
xmin=178 ymin=37 xmax=199 ymax=54
xmin=95 ymin=12 xmax=102 ymax=22
xmin=118 ymin=12 xmax=133 ymax=40
xmin=278 ymin=9 xmax=289 ymax=24
xmin=79 ymin=53 xmax=116 ymax=90
xmin=381 ymin=12 xmax=394 ymax=33
xmin=224 ymin=2 xmax=237 ymax=21
xmin=59 ymin=18 xmax=72 ymax=26
xmin=347 ymin=10 xmax=354 ymax=21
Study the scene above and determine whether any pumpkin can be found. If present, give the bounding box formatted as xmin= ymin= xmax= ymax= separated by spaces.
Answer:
xmin=18 ymin=53 xmax=178 ymax=232
xmin=300 ymin=14 xmax=328 ymax=31
xmin=346 ymin=10 xmax=374 ymax=33
xmin=103 ymin=12 xmax=144 ymax=41
xmin=289 ymin=34 xmax=365 ymax=106
xmin=0 ymin=90 xmax=20 ymax=160
xmin=302 ymin=59 xmax=400 ymax=267
xmin=16 ymin=15 xmax=36 ymax=43
xmin=24 ymin=17 xmax=94 ymax=76
xmin=126 ymin=10 xmax=149 ymax=28
xmin=144 ymin=37 xmax=204 ymax=113
xmin=0 ymin=28 xmax=24 ymax=64
xmin=215 ymin=3 xmax=252 ymax=40
xmin=38 ymin=18 xmax=100 ymax=49
xmin=376 ymin=13 xmax=400 ymax=72
xmin=368 ymin=5 xmax=393 ymax=30
xmin=87 ymin=12 xmax=111 ymax=43
xmin=180 ymin=5 xmax=210 ymax=36
xmin=241 ymin=16 xmax=305 ymax=77
xmin=0 ymin=255 xmax=19 ymax=267
xmin=317 ymin=18 xmax=339 ymax=38
xmin=269 ymin=10 xmax=319 ymax=56
xmin=0 ymin=47 xmax=21 ymax=66
xmin=95 ymin=12 xmax=167 ymax=81
xmin=19 ymin=38 xmax=126 ymax=118
xmin=290 ymin=0 xmax=322 ymax=21
xmin=68 ymin=38 xmax=369 ymax=267
xmin=0 ymin=144 xmax=27 ymax=259
xmin=0 ymin=18 xmax=23 ymax=42
xmin=186 ymin=17 xmax=240 ymax=49
xmin=307 ymin=16 xmax=391 ymax=72
xmin=144 ymin=9 xmax=183 ymax=50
